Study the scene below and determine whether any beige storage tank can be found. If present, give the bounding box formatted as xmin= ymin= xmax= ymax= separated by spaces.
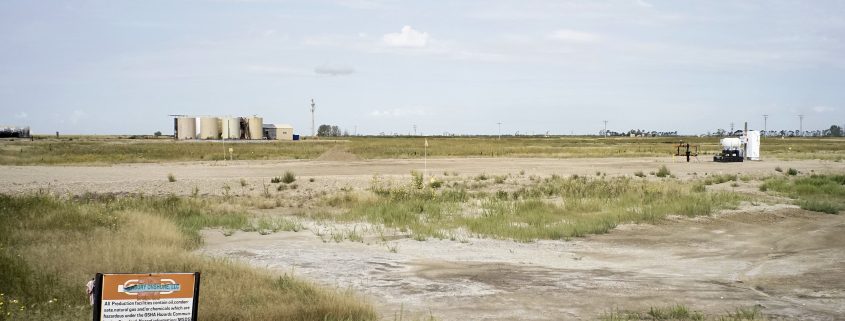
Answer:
xmin=199 ymin=117 xmax=221 ymax=139
xmin=247 ymin=116 xmax=263 ymax=139
xmin=175 ymin=117 xmax=196 ymax=140
xmin=221 ymin=117 xmax=242 ymax=139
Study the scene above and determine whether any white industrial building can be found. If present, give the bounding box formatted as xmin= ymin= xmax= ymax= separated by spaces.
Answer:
xmin=263 ymin=124 xmax=294 ymax=141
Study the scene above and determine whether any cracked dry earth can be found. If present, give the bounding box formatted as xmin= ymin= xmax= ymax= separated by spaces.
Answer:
xmin=200 ymin=205 xmax=845 ymax=321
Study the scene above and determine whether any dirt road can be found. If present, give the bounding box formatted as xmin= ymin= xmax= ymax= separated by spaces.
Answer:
xmin=1 ymin=157 xmax=842 ymax=196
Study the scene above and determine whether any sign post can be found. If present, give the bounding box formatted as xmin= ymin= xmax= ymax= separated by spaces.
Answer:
xmin=93 ymin=272 xmax=200 ymax=321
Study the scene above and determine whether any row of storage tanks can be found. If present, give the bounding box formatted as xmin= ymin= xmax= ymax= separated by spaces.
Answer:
xmin=175 ymin=116 xmax=263 ymax=140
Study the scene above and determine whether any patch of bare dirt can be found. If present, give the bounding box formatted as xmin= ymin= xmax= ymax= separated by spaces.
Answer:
xmin=316 ymin=146 xmax=361 ymax=161
xmin=198 ymin=208 xmax=845 ymax=321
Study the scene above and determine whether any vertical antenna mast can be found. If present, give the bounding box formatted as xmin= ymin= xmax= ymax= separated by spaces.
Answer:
xmin=310 ymin=99 xmax=316 ymax=137
xmin=798 ymin=114 xmax=804 ymax=136
xmin=603 ymin=120 xmax=608 ymax=137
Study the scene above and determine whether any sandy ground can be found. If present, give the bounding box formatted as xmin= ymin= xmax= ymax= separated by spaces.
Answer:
xmin=1 ymin=157 xmax=842 ymax=197
xmin=199 ymin=205 xmax=845 ymax=321
xmin=2 ymin=157 xmax=844 ymax=320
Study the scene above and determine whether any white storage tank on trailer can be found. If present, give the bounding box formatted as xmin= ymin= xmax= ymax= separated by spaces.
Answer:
xmin=714 ymin=122 xmax=762 ymax=162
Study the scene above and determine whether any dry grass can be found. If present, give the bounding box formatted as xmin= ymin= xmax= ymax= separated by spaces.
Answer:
xmin=2 ymin=136 xmax=843 ymax=165
xmin=0 ymin=194 xmax=375 ymax=321
xmin=601 ymin=304 xmax=766 ymax=321
xmin=314 ymin=174 xmax=744 ymax=242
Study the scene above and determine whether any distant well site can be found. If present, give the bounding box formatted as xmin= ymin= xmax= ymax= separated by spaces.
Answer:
xmin=171 ymin=115 xmax=297 ymax=141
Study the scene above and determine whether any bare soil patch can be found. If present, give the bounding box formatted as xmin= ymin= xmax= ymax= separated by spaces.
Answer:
xmin=316 ymin=145 xmax=362 ymax=162
xmin=199 ymin=207 xmax=845 ymax=320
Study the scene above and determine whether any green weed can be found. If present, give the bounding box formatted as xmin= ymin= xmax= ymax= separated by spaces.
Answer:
xmin=656 ymin=165 xmax=671 ymax=178
xmin=282 ymin=171 xmax=296 ymax=184
xmin=760 ymin=174 xmax=845 ymax=214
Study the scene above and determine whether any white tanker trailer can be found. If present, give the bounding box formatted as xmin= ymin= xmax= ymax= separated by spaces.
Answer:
xmin=713 ymin=128 xmax=760 ymax=162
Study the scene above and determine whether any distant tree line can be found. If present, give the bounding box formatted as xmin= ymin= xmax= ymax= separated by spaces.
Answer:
xmin=0 ymin=126 xmax=30 ymax=138
xmin=599 ymin=129 xmax=679 ymax=137
xmin=596 ymin=125 xmax=842 ymax=137
xmin=706 ymin=125 xmax=842 ymax=137
xmin=317 ymin=124 xmax=349 ymax=137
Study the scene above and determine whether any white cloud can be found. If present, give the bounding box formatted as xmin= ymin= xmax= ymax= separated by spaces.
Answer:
xmin=813 ymin=106 xmax=836 ymax=113
xmin=383 ymin=26 xmax=429 ymax=48
xmin=14 ymin=112 xmax=28 ymax=119
xmin=370 ymin=108 xmax=426 ymax=118
xmin=314 ymin=64 xmax=355 ymax=76
xmin=635 ymin=0 xmax=653 ymax=8
xmin=548 ymin=29 xmax=601 ymax=43
xmin=69 ymin=110 xmax=86 ymax=124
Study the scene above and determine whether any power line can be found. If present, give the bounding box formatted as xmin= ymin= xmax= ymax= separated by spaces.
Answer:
xmin=310 ymin=99 xmax=316 ymax=137
xmin=496 ymin=122 xmax=502 ymax=139
xmin=763 ymin=114 xmax=768 ymax=132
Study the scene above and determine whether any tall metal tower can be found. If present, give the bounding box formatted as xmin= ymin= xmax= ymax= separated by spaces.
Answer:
xmin=310 ymin=99 xmax=316 ymax=137
xmin=603 ymin=120 xmax=608 ymax=137
xmin=798 ymin=114 xmax=804 ymax=136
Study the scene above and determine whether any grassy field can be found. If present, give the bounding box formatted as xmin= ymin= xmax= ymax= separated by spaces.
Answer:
xmin=0 ymin=194 xmax=375 ymax=321
xmin=1 ymin=136 xmax=843 ymax=165
xmin=761 ymin=174 xmax=845 ymax=214
xmin=305 ymin=173 xmax=745 ymax=242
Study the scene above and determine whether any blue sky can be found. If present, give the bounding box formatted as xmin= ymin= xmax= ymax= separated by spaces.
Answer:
xmin=1 ymin=0 xmax=843 ymax=135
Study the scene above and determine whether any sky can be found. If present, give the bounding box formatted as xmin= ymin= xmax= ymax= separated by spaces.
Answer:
xmin=1 ymin=0 xmax=843 ymax=135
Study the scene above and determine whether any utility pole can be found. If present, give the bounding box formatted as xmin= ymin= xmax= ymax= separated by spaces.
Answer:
xmin=310 ymin=99 xmax=316 ymax=137
xmin=763 ymin=114 xmax=768 ymax=132
xmin=730 ymin=122 xmax=735 ymax=134
xmin=413 ymin=124 xmax=417 ymax=136
xmin=603 ymin=120 xmax=608 ymax=137
xmin=496 ymin=122 xmax=502 ymax=139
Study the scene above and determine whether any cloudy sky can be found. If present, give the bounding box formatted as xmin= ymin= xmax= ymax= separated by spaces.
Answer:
xmin=1 ymin=0 xmax=843 ymax=135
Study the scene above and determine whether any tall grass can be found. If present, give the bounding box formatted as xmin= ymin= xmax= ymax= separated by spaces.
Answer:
xmin=760 ymin=174 xmax=845 ymax=214
xmin=0 ymin=194 xmax=375 ymax=321
xmin=329 ymin=175 xmax=742 ymax=242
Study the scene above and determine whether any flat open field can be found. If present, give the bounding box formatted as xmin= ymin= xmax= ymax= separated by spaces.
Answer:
xmin=3 ymin=149 xmax=844 ymax=320
xmin=2 ymin=136 xmax=844 ymax=165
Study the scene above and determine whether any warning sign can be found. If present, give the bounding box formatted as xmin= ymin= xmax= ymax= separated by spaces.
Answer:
xmin=93 ymin=273 xmax=200 ymax=321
